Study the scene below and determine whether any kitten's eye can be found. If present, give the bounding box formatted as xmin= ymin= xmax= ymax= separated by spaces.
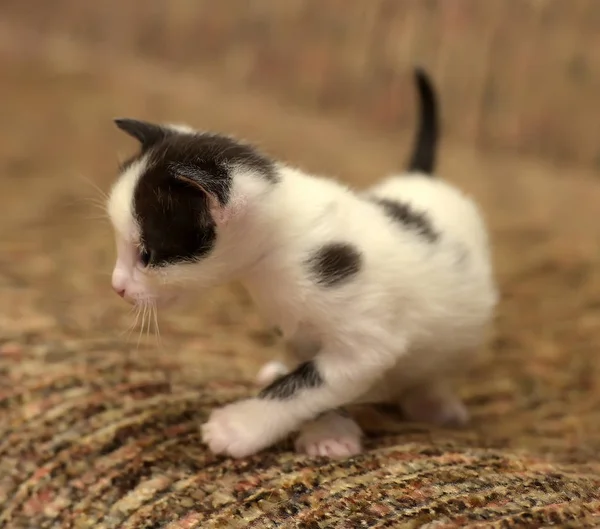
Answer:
xmin=139 ymin=248 xmax=152 ymax=267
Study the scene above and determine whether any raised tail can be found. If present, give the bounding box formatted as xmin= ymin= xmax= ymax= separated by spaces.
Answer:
xmin=406 ymin=67 xmax=439 ymax=175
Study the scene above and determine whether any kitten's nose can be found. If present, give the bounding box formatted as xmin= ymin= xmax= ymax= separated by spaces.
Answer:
xmin=111 ymin=267 xmax=129 ymax=299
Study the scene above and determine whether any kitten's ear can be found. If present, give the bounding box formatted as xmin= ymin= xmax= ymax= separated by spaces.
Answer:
xmin=170 ymin=163 xmax=236 ymax=226
xmin=114 ymin=118 xmax=167 ymax=148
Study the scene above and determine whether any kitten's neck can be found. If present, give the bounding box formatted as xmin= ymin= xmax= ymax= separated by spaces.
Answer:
xmin=235 ymin=164 xmax=349 ymax=292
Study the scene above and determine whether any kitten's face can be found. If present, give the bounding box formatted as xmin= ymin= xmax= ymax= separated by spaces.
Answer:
xmin=107 ymin=119 xmax=275 ymax=305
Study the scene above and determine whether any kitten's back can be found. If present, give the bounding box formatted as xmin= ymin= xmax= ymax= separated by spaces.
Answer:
xmin=369 ymin=175 xmax=490 ymax=259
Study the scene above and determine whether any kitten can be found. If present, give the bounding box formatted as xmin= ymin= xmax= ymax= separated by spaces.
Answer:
xmin=107 ymin=68 xmax=498 ymax=459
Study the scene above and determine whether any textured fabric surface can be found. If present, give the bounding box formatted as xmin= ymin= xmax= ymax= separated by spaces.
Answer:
xmin=1 ymin=56 xmax=600 ymax=527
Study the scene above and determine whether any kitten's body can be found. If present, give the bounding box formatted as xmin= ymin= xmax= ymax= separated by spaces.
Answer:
xmin=107 ymin=69 xmax=497 ymax=459
xmin=251 ymin=166 xmax=492 ymax=383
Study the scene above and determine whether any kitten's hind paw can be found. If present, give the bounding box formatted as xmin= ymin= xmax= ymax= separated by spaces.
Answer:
xmin=400 ymin=383 xmax=469 ymax=427
xmin=295 ymin=411 xmax=363 ymax=459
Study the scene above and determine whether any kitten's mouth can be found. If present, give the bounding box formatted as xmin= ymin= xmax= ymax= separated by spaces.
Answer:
xmin=121 ymin=295 xmax=137 ymax=306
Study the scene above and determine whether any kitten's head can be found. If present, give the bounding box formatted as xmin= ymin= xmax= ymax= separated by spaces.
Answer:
xmin=107 ymin=119 xmax=277 ymax=305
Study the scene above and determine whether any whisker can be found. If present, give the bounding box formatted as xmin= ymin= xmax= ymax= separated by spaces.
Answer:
xmin=143 ymin=304 xmax=150 ymax=346
xmin=84 ymin=208 xmax=109 ymax=219
xmin=67 ymin=196 xmax=108 ymax=210
xmin=130 ymin=304 xmax=143 ymax=340
xmin=76 ymin=175 xmax=110 ymax=202
xmin=76 ymin=195 xmax=108 ymax=205
xmin=152 ymin=302 xmax=162 ymax=349
xmin=70 ymin=196 xmax=111 ymax=222
xmin=148 ymin=301 xmax=155 ymax=345
xmin=62 ymin=195 xmax=110 ymax=218
xmin=137 ymin=303 xmax=147 ymax=350
xmin=85 ymin=215 xmax=111 ymax=223
xmin=145 ymin=303 xmax=151 ymax=344
xmin=123 ymin=303 xmax=142 ymax=368
xmin=122 ymin=303 xmax=141 ymax=339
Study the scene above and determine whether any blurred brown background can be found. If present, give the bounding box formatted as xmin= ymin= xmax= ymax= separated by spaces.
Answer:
xmin=2 ymin=0 xmax=600 ymax=168
xmin=1 ymin=2 xmax=600 ymax=528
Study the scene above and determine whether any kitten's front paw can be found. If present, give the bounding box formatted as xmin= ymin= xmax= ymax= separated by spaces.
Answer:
xmin=201 ymin=399 xmax=279 ymax=458
xmin=295 ymin=411 xmax=363 ymax=459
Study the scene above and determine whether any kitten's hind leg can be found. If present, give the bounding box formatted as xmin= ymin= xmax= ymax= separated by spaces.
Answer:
xmin=398 ymin=380 xmax=469 ymax=427
xmin=295 ymin=410 xmax=362 ymax=459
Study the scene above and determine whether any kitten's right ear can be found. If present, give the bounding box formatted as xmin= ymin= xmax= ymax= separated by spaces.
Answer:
xmin=114 ymin=118 xmax=166 ymax=149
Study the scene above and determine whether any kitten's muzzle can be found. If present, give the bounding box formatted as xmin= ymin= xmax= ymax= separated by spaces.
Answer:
xmin=112 ymin=284 xmax=135 ymax=304
xmin=111 ymin=269 xmax=135 ymax=304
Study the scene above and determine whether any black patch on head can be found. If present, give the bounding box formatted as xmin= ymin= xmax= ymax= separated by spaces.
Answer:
xmin=126 ymin=124 xmax=277 ymax=267
xmin=373 ymin=197 xmax=439 ymax=243
xmin=308 ymin=242 xmax=362 ymax=287
xmin=259 ymin=361 xmax=323 ymax=400
xmin=135 ymin=169 xmax=216 ymax=267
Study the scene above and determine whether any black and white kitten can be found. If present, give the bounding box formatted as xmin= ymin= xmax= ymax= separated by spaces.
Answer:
xmin=107 ymin=69 xmax=497 ymax=459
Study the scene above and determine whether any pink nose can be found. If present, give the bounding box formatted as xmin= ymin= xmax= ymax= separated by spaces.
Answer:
xmin=113 ymin=286 xmax=126 ymax=298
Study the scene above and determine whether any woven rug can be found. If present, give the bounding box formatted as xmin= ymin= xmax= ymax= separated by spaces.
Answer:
xmin=0 ymin=57 xmax=599 ymax=528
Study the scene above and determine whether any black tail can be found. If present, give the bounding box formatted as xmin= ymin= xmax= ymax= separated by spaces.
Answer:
xmin=407 ymin=67 xmax=439 ymax=175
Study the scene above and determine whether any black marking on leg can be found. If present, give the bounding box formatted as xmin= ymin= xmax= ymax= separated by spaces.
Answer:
xmin=372 ymin=198 xmax=439 ymax=243
xmin=308 ymin=242 xmax=362 ymax=287
xmin=259 ymin=361 xmax=323 ymax=400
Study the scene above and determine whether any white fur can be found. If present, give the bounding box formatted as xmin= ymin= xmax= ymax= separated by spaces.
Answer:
xmin=108 ymin=135 xmax=497 ymax=459
xmin=255 ymin=361 xmax=290 ymax=387
xmin=294 ymin=411 xmax=362 ymax=459
xmin=108 ymin=157 xmax=145 ymax=300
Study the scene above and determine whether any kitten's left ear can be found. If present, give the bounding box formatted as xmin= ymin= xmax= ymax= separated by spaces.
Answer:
xmin=170 ymin=163 xmax=238 ymax=226
xmin=114 ymin=118 xmax=167 ymax=149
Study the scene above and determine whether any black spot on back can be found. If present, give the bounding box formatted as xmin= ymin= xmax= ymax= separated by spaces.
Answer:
xmin=373 ymin=197 xmax=439 ymax=243
xmin=259 ymin=361 xmax=323 ymax=400
xmin=131 ymin=130 xmax=276 ymax=267
xmin=308 ymin=242 xmax=362 ymax=287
